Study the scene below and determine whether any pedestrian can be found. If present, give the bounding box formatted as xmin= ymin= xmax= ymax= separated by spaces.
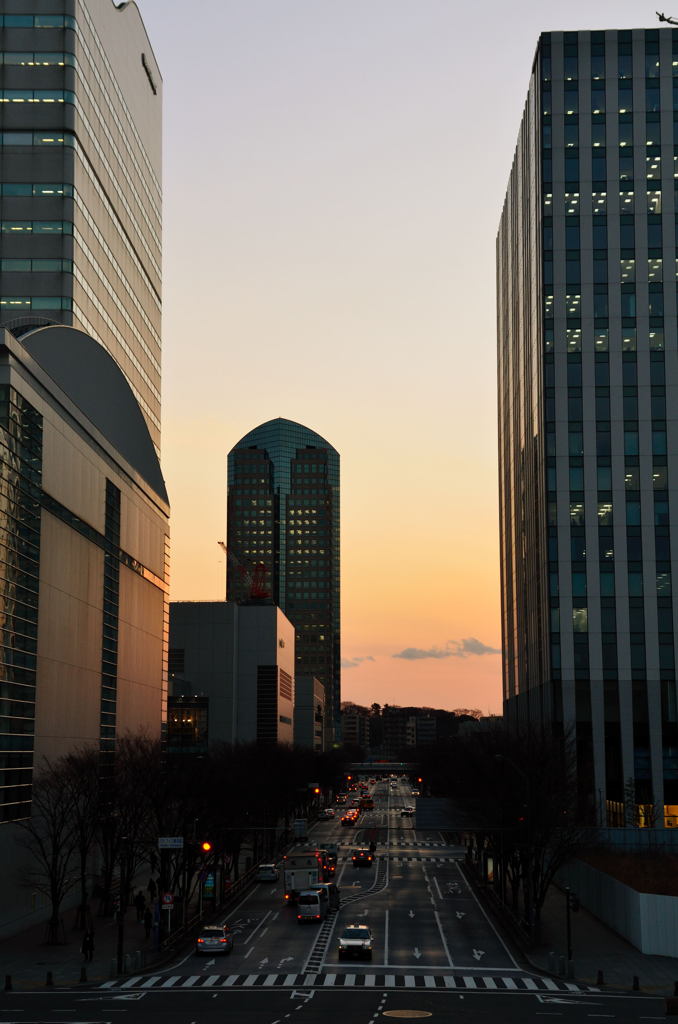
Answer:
xmin=81 ymin=929 xmax=94 ymax=963
xmin=369 ymin=840 xmax=376 ymax=854
xmin=134 ymin=889 xmax=145 ymax=921
xmin=143 ymin=907 xmax=152 ymax=939
xmin=147 ymin=877 xmax=157 ymax=900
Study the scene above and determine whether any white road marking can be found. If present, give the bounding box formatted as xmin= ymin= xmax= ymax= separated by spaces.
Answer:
xmin=454 ymin=860 xmax=520 ymax=968
xmin=244 ymin=909 xmax=271 ymax=945
xmin=384 ymin=908 xmax=390 ymax=966
xmin=434 ymin=908 xmax=455 ymax=968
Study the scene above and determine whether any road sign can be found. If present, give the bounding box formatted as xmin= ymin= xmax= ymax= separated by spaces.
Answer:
xmin=158 ymin=836 xmax=184 ymax=849
xmin=161 ymin=892 xmax=174 ymax=907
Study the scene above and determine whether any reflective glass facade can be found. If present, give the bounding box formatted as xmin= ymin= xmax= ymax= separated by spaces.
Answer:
xmin=0 ymin=325 xmax=170 ymax=828
xmin=499 ymin=28 xmax=678 ymax=826
xmin=227 ymin=418 xmax=340 ymax=743
xmin=0 ymin=0 xmax=162 ymax=447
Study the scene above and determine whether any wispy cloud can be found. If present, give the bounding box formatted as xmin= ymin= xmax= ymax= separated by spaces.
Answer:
xmin=393 ymin=638 xmax=500 ymax=660
xmin=342 ymin=655 xmax=376 ymax=669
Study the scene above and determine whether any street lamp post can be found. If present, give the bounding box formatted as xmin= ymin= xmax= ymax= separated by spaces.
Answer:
xmin=564 ymin=885 xmax=579 ymax=964
xmin=116 ymin=836 xmax=129 ymax=975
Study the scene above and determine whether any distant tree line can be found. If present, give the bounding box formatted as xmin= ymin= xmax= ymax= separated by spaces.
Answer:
xmin=18 ymin=735 xmax=347 ymax=944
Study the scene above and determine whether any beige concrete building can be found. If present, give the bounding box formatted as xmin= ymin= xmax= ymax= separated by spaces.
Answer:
xmin=0 ymin=323 xmax=169 ymax=933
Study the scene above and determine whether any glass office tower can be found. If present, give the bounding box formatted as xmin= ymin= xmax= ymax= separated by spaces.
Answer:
xmin=498 ymin=28 xmax=678 ymax=826
xmin=0 ymin=0 xmax=162 ymax=448
xmin=227 ymin=418 xmax=340 ymax=743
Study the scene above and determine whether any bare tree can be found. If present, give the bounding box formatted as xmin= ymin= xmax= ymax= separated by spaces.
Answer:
xmin=16 ymin=760 xmax=80 ymax=944
xmin=61 ymin=747 xmax=101 ymax=930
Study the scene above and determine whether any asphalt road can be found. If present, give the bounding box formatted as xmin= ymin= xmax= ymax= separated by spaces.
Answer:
xmin=0 ymin=779 xmax=667 ymax=1021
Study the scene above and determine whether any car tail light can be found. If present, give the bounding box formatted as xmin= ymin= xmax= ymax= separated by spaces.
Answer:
xmin=219 ymin=938 xmax=227 ymax=943
xmin=197 ymin=938 xmax=204 ymax=944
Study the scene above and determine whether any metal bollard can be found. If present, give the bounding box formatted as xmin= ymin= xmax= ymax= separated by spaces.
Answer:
xmin=123 ymin=953 xmax=132 ymax=974
xmin=567 ymin=959 xmax=575 ymax=980
xmin=547 ymin=951 xmax=556 ymax=973
xmin=633 ymin=975 xmax=640 ymax=991
xmin=109 ymin=957 xmax=117 ymax=979
xmin=79 ymin=966 xmax=87 ymax=984
xmin=557 ymin=955 xmax=566 ymax=977
xmin=45 ymin=971 xmax=53 ymax=987
xmin=134 ymin=950 xmax=142 ymax=970
xmin=4 ymin=975 xmax=11 ymax=992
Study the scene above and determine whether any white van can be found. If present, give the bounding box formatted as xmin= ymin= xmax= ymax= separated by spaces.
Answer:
xmin=296 ymin=888 xmax=328 ymax=923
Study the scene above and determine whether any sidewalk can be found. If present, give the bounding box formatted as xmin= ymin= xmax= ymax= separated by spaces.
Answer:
xmin=518 ymin=881 xmax=678 ymax=997
xmin=0 ymin=904 xmax=157 ymax=990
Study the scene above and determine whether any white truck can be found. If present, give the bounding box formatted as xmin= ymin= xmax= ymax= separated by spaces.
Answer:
xmin=282 ymin=850 xmax=323 ymax=903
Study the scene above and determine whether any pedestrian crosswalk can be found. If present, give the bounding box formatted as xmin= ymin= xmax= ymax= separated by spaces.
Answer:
xmin=101 ymin=972 xmax=596 ymax=994
xmin=389 ymin=856 xmax=458 ymax=864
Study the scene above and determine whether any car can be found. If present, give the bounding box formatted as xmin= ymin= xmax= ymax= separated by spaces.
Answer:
xmin=314 ymin=881 xmax=341 ymax=909
xmin=297 ymin=888 xmax=328 ymax=922
xmin=411 ymin=789 xmax=420 ymax=797
xmin=195 ymin=924 xmax=233 ymax=955
xmin=338 ymin=923 xmax=373 ymax=960
xmin=401 ymin=806 xmax=415 ymax=817
xmin=390 ymin=781 xmax=397 ymax=789
xmin=341 ymin=814 xmax=355 ymax=826
xmin=255 ymin=863 xmax=279 ymax=881
xmin=335 ymin=793 xmax=347 ymax=804
xmin=318 ymin=808 xmax=335 ymax=820
xmin=351 ymin=847 xmax=374 ymax=867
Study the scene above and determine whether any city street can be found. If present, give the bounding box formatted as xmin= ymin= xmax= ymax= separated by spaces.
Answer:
xmin=1 ymin=779 xmax=665 ymax=1021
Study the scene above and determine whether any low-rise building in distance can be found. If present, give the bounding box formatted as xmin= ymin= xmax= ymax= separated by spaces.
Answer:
xmin=168 ymin=601 xmax=295 ymax=747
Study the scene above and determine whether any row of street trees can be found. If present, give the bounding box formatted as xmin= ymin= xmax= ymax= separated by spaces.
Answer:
xmin=416 ymin=721 xmax=592 ymax=938
xmin=18 ymin=735 xmax=346 ymax=945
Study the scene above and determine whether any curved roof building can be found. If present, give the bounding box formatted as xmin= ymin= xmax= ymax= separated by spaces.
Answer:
xmin=227 ymin=418 xmax=340 ymax=743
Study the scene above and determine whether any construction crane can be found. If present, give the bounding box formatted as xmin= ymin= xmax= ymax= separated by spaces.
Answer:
xmin=218 ymin=541 xmax=271 ymax=602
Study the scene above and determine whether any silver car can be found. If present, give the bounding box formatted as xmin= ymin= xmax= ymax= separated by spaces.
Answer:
xmin=195 ymin=924 xmax=233 ymax=955
xmin=338 ymin=923 xmax=373 ymax=960
xmin=255 ymin=863 xmax=279 ymax=881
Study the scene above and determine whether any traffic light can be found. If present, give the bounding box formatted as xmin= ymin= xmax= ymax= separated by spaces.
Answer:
xmin=417 ymin=777 xmax=423 ymax=784
xmin=312 ymin=787 xmax=321 ymax=795
xmin=200 ymin=840 xmax=212 ymax=854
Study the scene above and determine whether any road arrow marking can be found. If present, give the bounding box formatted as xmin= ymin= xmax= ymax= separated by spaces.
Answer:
xmin=278 ymin=956 xmax=294 ymax=967
xmin=472 ymin=948 xmax=485 ymax=960
xmin=259 ymin=957 xmax=269 ymax=969
xmin=408 ymin=910 xmax=415 ymax=918
xmin=413 ymin=947 xmax=422 ymax=959
xmin=456 ymin=911 xmax=466 ymax=919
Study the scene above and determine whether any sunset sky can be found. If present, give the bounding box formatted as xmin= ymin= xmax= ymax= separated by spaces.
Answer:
xmin=139 ymin=0 xmax=659 ymax=716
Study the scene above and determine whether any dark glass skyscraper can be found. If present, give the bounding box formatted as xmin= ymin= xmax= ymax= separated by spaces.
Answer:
xmin=227 ymin=418 xmax=340 ymax=743
xmin=498 ymin=28 xmax=678 ymax=828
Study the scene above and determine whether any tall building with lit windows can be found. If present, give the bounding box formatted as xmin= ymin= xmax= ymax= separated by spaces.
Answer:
xmin=227 ymin=418 xmax=340 ymax=744
xmin=0 ymin=0 xmax=162 ymax=448
xmin=498 ymin=27 xmax=678 ymax=828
